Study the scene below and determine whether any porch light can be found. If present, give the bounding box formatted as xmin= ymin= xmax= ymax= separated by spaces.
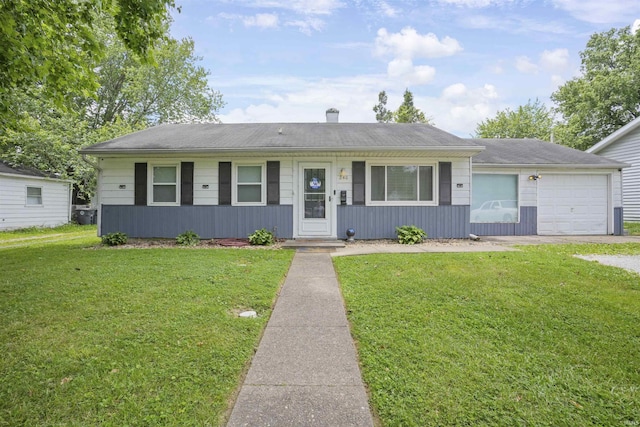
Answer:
xmin=339 ymin=168 xmax=348 ymax=180
xmin=529 ymin=174 xmax=542 ymax=181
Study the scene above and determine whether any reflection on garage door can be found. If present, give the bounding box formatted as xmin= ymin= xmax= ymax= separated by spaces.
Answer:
xmin=538 ymin=174 xmax=608 ymax=235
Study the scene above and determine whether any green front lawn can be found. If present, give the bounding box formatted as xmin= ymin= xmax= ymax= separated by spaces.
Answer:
xmin=625 ymin=222 xmax=640 ymax=236
xmin=0 ymin=224 xmax=96 ymax=242
xmin=1 ymin=238 xmax=293 ymax=426
xmin=334 ymin=245 xmax=640 ymax=426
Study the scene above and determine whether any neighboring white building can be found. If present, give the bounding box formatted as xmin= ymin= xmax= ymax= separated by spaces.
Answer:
xmin=588 ymin=117 xmax=640 ymax=222
xmin=0 ymin=160 xmax=72 ymax=231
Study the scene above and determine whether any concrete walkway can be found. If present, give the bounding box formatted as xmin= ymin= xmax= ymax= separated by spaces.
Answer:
xmin=227 ymin=251 xmax=374 ymax=427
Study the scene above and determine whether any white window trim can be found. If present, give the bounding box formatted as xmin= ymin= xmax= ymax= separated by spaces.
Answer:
xmin=148 ymin=163 xmax=181 ymax=206
xmin=25 ymin=186 xmax=43 ymax=207
xmin=470 ymin=172 xmax=520 ymax=224
xmin=233 ymin=162 xmax=266 ymax=206
xmin=366 ymin=161 xmax=438 ymax=206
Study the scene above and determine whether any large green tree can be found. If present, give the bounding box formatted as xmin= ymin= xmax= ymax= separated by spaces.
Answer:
xmin=0 ymin=0 xmax=177 ymax=129
xmin=373 ymin=89 xmax=432 ymax=124
xmin=0 ymin=18 xmax=224 ymax=201
xmin=552 ymin=25 xmax=640 ymax=150
xmin=87 ymin=36 xmax=224 ymax=128
xmin=0 ymin=92 xmax=145 ymax=201
xmin=474 ymin=99 xmax=554 ymax=140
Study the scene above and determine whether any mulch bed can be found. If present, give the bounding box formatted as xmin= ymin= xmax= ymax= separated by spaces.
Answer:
xmin=102 ymin=237 xmax=283 ymax=249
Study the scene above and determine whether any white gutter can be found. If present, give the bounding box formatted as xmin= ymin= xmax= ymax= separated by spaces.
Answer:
xmin=79 ymin=146 xmax=486 ymax=156
xmin=473 ymin=163 xmax=629 ymax=169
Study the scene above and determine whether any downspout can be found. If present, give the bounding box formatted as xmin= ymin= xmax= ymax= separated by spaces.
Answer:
xmin=68 ymin=183 xmax=73 ymax=225
xmin=81 ymin=154 xmax=102 ymax=236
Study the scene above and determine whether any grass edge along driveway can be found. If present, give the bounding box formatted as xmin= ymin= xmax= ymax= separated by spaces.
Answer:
xmin=334 ymin=244 xmax=640 ymax=427
xmin=0 ymin=237 xmax=293 ymax=426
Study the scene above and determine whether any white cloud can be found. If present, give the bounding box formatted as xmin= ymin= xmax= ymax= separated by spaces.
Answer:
xmin=216 ymin=12 xmax=280 ymax=29
xmin=539 ymin=48 xmax=569 ymax=72
xmin=437 ymin=0 xmax=514 ymax=7
xmin=458 ymin=14 xmax=572 ymax=35
xmin=515 ymin=56 xmax=538 ymax=74
xmin=218 ymin=76 xmax=386 ymax=124
xmin=216 ymin=74 xmax=503 ymax=136
xmin=551 ymin=0 xmax=640 ymax=24
xmin=514 ymin=49 xmax=570 ymax=77
xmin=377 ymin=1 xmax=399 ymax=17
xmin=241 ymin=0 xmax=344 ymax=15
xmin=422 ymin=83 xmax=501 ymax=136
xmin=632 ymin=19 xmax=640 ymax=33
xmin=442 ymin=83 xmax=468 ymax=100
xmin=286 ymin=17 xmax=325 ymax=34
xmin=411 ymin=65 xmax=438 ymax=84
xmin=550 ymin=74 xmax=565 ymax=88
xmin=387 ymin=58 xmax=413 ymax=76
xmin=375 ymin=27 xmax=463 ymax=59
xmin=386 ymin=59 xmax=436 ymax=86
xmin=490 ymin=61 xmax=504 ymax=74
xmin=243 ymin=13 xmax=279 ymax=28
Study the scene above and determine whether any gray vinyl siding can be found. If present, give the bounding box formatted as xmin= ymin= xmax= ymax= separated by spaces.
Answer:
xmin=100 ymin=205 xmax=293 ymax=238
xmin=615 ymin=207 xmax=624 ymax=235
xmin=595 ymin=129 xmax=640 ymax=222
xmin=470 ymin=206 xmax=537 ymax=236
xmin=337 ymin=205 xmax=470 ymax=239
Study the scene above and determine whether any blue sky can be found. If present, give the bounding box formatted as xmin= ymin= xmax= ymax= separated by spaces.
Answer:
xmin=170 ymin=0 xmax=640 ymax=136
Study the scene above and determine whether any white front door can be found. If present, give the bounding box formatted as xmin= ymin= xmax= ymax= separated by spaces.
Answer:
xmin=298 ymin=163 xmax=332 ymax=237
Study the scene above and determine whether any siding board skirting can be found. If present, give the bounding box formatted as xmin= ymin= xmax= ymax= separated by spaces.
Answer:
xmin=101 ymin=205 xmax=293 ymax=238
xmin=470 ymin=206 xmax=537 ymax=236
xmin=614 ymin=207 xmax=623 ymax=235
xmin=337 ymin=205 xmax=471 ymax=239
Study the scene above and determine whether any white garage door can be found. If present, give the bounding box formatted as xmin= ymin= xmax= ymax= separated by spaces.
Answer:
xmin=538 ymin=174 xmax=609 ymax=235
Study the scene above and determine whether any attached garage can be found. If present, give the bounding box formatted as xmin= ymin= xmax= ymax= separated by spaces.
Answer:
xmin=470 ymin=139 xmax=627 ymax=236
xmin=537 ymin=174 xmax=609 ymax=235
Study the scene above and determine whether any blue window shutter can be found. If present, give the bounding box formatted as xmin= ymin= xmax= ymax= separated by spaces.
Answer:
xmin=219 ymin=162 xmax=232 ymax=205
xmin=267 ymin=161 xmax=280 ymax=205
xmin=181 ymin=162 xmax=194 ymax=205
xmin=134 ymin=163 xmax=147 ymax=206
xmin=352 ymin=161 xmax=365 ymax=205
xmin=439 ymin=162 xmax=452 ymax=206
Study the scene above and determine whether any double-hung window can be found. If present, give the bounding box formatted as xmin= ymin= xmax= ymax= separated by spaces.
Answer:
xmin=236 ymin=164 xmax=264 ymax=204
xmin=150 ymin=164 xmax=179 ymax=205
xmin=26 ymin=186 xmax=43 ymax=206
xmin=370 ymin=164 xmax=435 ymax=204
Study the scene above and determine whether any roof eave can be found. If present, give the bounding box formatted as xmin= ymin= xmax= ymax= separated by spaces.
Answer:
xmin=472 ymin=162 xmax=629 ymax=169
xmin=0 ymin=171 xmax=73 ymax=182
xmin=80 ymin=146 xmax=485 ymax=155
xmin=587 ymin=116 xmax=640 ymax=153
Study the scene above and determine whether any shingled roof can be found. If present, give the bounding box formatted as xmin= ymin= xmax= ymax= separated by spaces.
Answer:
xmin=80 ymin=123 xmax=482 ymax=154
xmin=0 ymin=160 xmax=57 ymax=178
xmin=468 ymin=138 xmax=628 ymax=168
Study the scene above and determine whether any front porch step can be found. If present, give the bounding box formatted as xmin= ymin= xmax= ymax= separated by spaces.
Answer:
xmin=281 ymin=239 xmax=346 ymax=249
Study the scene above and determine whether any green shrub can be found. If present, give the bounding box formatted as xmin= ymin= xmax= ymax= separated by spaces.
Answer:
xmin=396 ymin=225 xmax=426 ymax=245
xmin=176 ymin=230 xmax=200 ymax=246
xmin=249 ymin=228 xmax=275 ymax=246
xmin=101 ymin=232 xmax=128 ymax=246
